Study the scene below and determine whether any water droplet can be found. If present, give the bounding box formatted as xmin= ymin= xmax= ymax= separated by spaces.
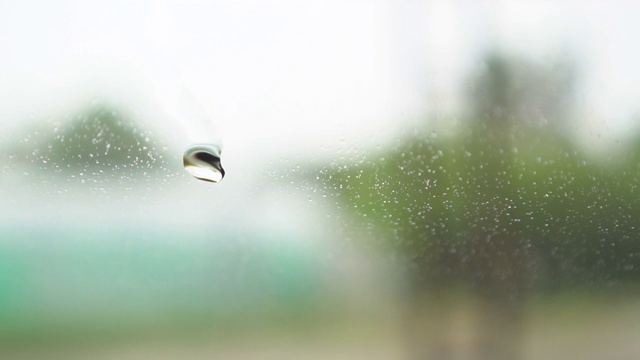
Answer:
xmin=183 ymin=144 xmax=225 ymax=183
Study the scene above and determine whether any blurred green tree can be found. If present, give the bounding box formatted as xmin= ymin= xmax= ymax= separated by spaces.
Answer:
xmin=318 ymin=52 xmax=640 ymax=359
xmin=7 ymin=104 xmax=174 ymax=185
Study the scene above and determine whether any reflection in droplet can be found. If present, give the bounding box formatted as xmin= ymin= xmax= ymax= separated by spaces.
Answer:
xmin=183 ymin=144 xmax=225 ymax=183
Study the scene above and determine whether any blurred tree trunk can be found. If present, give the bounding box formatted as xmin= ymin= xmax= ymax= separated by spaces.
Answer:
xmin=404 ymin=129 xmax=532 ymax=360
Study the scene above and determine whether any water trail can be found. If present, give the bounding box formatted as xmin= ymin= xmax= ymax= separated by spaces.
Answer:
xmin=163 ymin=70 xmax=225 ymax=183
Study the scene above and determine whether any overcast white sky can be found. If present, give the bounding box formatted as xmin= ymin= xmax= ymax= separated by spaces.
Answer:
xmin=1 ymin=0 xmax=640 ymax=163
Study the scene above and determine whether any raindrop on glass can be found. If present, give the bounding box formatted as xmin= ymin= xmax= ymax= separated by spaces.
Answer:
xmin=183 ymin=144 xmax=225 ymax=183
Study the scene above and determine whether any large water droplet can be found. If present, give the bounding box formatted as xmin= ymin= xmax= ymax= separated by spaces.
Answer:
xmin=183 ymin=144 xmax=225 ymax=183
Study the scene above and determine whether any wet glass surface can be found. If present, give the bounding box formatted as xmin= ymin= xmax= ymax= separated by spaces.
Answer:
xmin=2 ymin=1 xmax=640 ymax=359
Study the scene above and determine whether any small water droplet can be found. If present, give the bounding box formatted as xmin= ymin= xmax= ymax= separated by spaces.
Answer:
xmin=183 ymin=144 xmax=225 ymax=183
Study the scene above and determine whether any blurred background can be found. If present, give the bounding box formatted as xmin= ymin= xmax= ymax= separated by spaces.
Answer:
xmin=2 ymin=1 xmax=640 ymax=359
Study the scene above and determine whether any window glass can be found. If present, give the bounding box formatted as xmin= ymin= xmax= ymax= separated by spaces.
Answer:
xmin=1 ymin=1 xmax=639 ymax=359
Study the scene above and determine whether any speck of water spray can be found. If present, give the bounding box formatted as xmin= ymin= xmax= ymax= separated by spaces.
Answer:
xmin=183 ymin=144 xmax=225 ymax=183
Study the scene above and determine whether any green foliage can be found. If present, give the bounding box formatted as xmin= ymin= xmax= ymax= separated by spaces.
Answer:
xmin=320 ymin=54 xmax=640 ymax=292
xmin=7 ymin=104 xmax=173 ymax=180
xmin=47 ymin=106 xmax=158 ymax=170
